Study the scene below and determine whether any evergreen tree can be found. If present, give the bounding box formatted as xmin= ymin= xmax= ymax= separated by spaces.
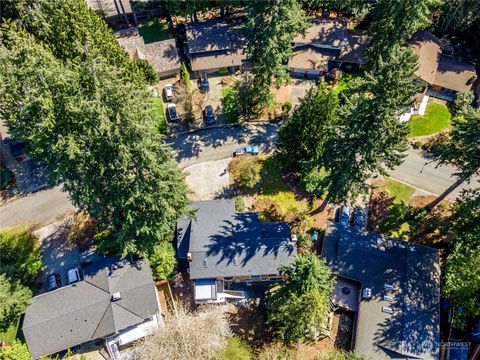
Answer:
xmin=0 ymin=27 xmax=189 ymax=255
xmin=320 ymin=47 xmax=419 ymax=208
xmin=164 ymin=0 xmax=210 ymax=21
xmin=243 ymin=0 xmax=309 ymax=115
xmin=443 ymin=189 xmax=480 ymax=327
xmin=277 ymin=87 xmax=339 ymax=175
xmin=300 ymin=0 xmax=371 ymax=17
xmin=0 ymin=274 xmax=32 ymax=331
xmin=427 ymin=95 xmax=480 ymax=210
xmin=366 ymin=0 xmax=438 ymax=65
xmin=268 ymin=253 xmax=336 ymax=344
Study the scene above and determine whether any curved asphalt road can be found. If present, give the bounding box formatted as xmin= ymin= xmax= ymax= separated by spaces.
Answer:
xmin=1 ymin=123 xmax=477 ymax=229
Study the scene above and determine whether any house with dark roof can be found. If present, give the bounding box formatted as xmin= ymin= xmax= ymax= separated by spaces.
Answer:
xmin=186 ymin=18 xmax=247 ymax=76
xmin=409 ymin=30 xmax=477 ymax=101
xmin=321 ymin=223 xmax=440 ymax=360
xmin=289 ymin=17 xmax=368 ymax=79
xmin=116 ymin=29 xmax=181 ymax=79
xmin=177 ymin=200 xmax=296 ymax=303
xmin=23 ymin=257 xmax=162 ymax=359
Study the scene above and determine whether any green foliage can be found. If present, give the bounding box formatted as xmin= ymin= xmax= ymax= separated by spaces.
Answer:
xmin=409 ymin=103 xmax=451 ymax=137
xmin=0 ymin=227 xmax=42 ymax=285
xmin=217 ymin=68 xmax=229 ymax=76
xmin=150 ymin=97 xmax=167 ymax=135
xmin=322 ymin=47 xmax=419 ymax=204
xmin=268 ymin=253 xmax=335 ymax=344
xmin=317 ymin=351 xmax=368 ymax=360
xmin=164 ymin=0 xmax=210 ymax=19
xmin=138 ymin=18 xmax=172 ymax=43
xmin=0 ymin=13 xmax=190 ymax=256
xmin=0 ymin=167 xmax=14 ymax=190
xmin=443 ymin=189 xmax=480 ymax=325
xmin=281 ymin=102 xmax=292 ymax=114
xmin=303 ymin=167 xmax=329 ymax=198
xmin=222 ymin=82 xmax=242 ymax=123
xmin=234 ymin=196 xmax=246 ymax=212
xmin=180 ymin=63 xmax=192 ymax=92
xmin=244 ymin=0 xmax=309 ymax=113
xmin=137 ymin=59 xmax=159 ymax=85
xmin=299 ymin=0 xmax=371 ymax=17
xmin=149 ymin=241 xmax=176 ymax=280
xmin=451 ymin=91 xmax=475 ymax=116
xmin=366 ymin=0 xmax=439 ymax=65
xmin=430 ymin=98 xmax=480 ymax=181
xmin=384 ymin=177 xmax=415 ymax=205
xmin=0 ymin=275 xmax=32 ymax=332
xmin=229 ymin=156 xmax=263 ymax=189
xmin=277 ymin=87 xmax=338 ymax=177
xmin=217 ymin=337 xmax=252 ymax=360
xmin=7 ymin=0 xmax=143 ymax=82
xmin=0 ymin=341 xmax=31 ymax=360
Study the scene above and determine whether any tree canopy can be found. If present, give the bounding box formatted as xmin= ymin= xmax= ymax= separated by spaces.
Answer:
xmin=443 ymin=189 xmax=480 ymax=328
xmin=0 ymin=2 xmax=190 ymax=256
xmin=0 ymin=274 xmax=32 ymax=332
xmin=243 ymin=0 xmax=309 ymax=114
xmin=268 ymin=253 xmax=335 ymax=344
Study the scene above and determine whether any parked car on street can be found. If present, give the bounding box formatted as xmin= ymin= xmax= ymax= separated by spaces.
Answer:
xmin=233 ymin=145 xmax=260 ymax=157
xmin=338 ymin=204 xmax=351 ymax=226
xmin=164 ymin=84 xmax=174 ymax=101
xmin=167 ymin=103 xmax=179 ymax=122
xmin=204 ymin=105 xmax=215 ymax=124
xmin=67 ymin=267 xmax=81 ymax=285
xmin=199 ymin=72 xmax=209 ymax=92
xmin=46 ymin=273 xmax=61 ymax=292
xmin=353 ymin=207 xmax=366 ymax=229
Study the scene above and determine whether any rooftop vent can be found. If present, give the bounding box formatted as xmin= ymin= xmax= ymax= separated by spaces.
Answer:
xmin=382 ymin=306 xmax=394 ymax=314
xmin=409 ymin=246 xmax=416 ymax=252
xmin=362 ymin=288 xmax=372 ymax=299
xmin=187 ymin=252 xmax=192 ymax=262
xmin=233 ymin=257 xmax=238 ymax=266
xmin=203 ymin=259 xmax=208 ymax=268
xmin=111 ymin=292 xmax=122 ymax=301
xmin=342 ymin=286 xmax=351 ymax=295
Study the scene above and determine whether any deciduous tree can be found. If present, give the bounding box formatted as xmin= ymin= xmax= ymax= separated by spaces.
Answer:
xmin=0 ymin=274 xmax=32 ymax=331
xmin=268 ymin=253 xmax=335 ymax=344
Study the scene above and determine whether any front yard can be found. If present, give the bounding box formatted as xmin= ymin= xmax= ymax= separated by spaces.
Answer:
xmin=408 ymin=102 xmax=451 ymax=137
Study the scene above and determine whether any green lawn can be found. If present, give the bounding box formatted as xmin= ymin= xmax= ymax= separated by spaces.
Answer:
xmin=150 ymin=97 xmax=167 ymax=135
xmin=408 ymin=102 xmax=452 ymax=137
xmin=385 ymin=177 xmax=415 ymax=205
xmin=138 ymin=18 xmax=172 ymax=44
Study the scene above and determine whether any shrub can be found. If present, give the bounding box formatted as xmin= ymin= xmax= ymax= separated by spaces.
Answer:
xmin=296 ymin=234 xmax=312 ymax=254
xmin=149 ymin=241 xmax=176 ymax=280
xmin=222 ymin=82 xmax=242 ymax=123
xmin=217 ymin=68 xmax=229 ymax=76
xmin=180 ymin=63 xmax=191 ymax=91
xmin=217 ymin=337 xmax=251 ymax=360
xmin=234 ymin=196 xmax=246 ymax=212
xmin=0 ymin=227 xmax=42 ymax=285
xmin=0 ymin=167 xmax=14 ymax=190
xmin=136 ymin=59 xmax=159 ymax=85
xmin=229 ymin=156 xmax=262 ymax=189
xmin=253 ymin=197 xmax=283 ymax=223
xmin=281 ymin=101 xmax=292 ymax=114
xmin=0 ymin=341 xmax=32 ymax=360
xmin=0 ymin=274 xmax=32 ymax=332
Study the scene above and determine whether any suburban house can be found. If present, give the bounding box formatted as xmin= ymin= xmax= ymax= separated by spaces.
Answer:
xmin=289 ymin=17 xmax=369 ymax=79
xmin=176 ymin=199 xmax=296 ymax=304
xmin=23 ymin=257 xmax=162 ymax=360
xmin=117 ymin=29 xmax=181 ymax=78
xmin=409 ymin=30 xmax=477 ymax=101
xmin=185 ymin=18 xmax=247 ymax=76
xmin=321 ymin=223 xmax=441 ymax=360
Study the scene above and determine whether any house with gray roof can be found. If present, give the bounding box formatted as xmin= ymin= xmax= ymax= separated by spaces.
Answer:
xmin=186 ymin=18 xmax=247 ymax=76
xmin=321 ymin=223 xmax=440 ymax=360
xmin=177 ymin=200 xmax=296 ymax=303
xmin=289 ymin=17 xmax=369 ymax=79
xmin=23 ymin=257 xmax=162 ymax=359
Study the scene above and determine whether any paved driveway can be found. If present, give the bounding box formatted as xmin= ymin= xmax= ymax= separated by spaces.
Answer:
xmin=184 ymin=158 xmax=231 ymax=200
xmin=291 ymin=79 xmax=317 ymax=106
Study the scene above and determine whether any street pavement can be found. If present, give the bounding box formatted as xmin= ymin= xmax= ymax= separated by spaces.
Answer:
xmin=1 ymin=124 xmax=477 ymax=229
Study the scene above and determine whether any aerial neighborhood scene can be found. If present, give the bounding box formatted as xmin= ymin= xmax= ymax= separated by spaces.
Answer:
xmin=1 ymin=0 xmax=480 ymax=359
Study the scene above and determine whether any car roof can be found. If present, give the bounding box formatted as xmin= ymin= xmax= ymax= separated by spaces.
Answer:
xmin=167 ymin=103 xmax=176 ymax=108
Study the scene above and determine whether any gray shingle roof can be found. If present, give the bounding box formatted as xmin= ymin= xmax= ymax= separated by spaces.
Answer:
xmin=178 ymin=200 xmax=296 ymax=279
xmin=23 ymin=257 xmax=159 ymax=359
xmin=322 ymin=223 xmax=440 ymax=360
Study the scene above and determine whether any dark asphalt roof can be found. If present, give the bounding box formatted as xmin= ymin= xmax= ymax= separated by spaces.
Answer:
xmin=178 ymin=200 xmax=296 ymax=279
xmin=23 ymin=257 xmax=159 ymax=359
xmin=322 ymin=223 xmax=440 ymax=360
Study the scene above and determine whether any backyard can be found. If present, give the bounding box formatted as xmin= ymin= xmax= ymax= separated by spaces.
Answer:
xmin=138 ymin=18 xmax=172 ymax=43
xmin=409 ymin=102 xmax=451 ymax=137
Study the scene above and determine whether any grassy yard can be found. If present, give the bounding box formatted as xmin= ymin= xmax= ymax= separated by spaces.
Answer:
xmin=409 ymin=102 xmax=451 ymax=137
xmin=138 ymin=18 xmax=172 ymax=44
xmin=385 ymin=177 xmax=415 ymax=205
xmin=150 ymin=97 xmax=167 ymax=135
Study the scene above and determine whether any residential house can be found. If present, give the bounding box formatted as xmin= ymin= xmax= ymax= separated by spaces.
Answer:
xmin=289 ymin=17 xmax=368 ymax=79
xmin=23 ymin=257 xmax=162 ymax=360
xmin=321 ymin=223 xmax=440 ymax=360
xmin=87 ymin=0 xmax=137 ymax=27
xmin=176 ymin=200 xmax=296 ymax=304
xmin=117 ymin=29 xmax=181 ymax=79
xmin=185 ymin=18 xmax=247 ymax=76
xmin=409 ymin=30 xmax=477 ymax=101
